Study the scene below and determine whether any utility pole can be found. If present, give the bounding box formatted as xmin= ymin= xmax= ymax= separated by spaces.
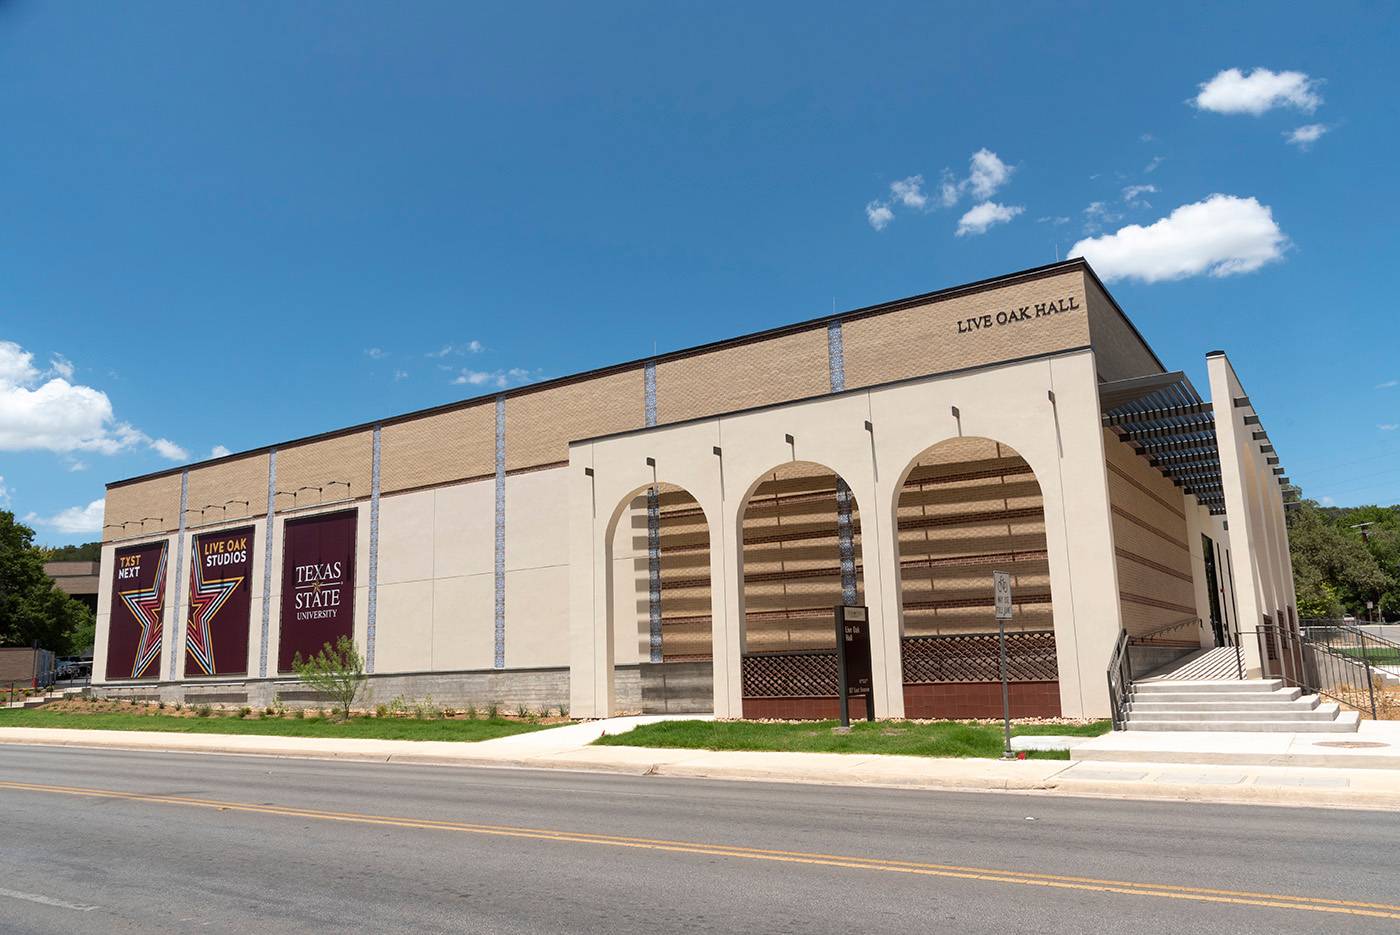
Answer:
xmin=1349 ymin=522 xmax=1378 ymax=622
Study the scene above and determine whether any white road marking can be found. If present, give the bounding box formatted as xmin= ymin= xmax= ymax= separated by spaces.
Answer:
xmin=0 ymin=886 xmax=98 ymax=912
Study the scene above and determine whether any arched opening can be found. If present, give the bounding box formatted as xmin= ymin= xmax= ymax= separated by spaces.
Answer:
xmin=893 ymin=437 xmax=1060 ymax=718
xmin=738 ymin=461 xmax=865 ymax=719
xmin=607 ymin=482 xmax=713 ymax=713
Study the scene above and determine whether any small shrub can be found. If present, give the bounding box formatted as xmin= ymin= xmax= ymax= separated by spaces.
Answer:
xmin=388 ymin=696 xmax=407 ymax=717
xmin=558 ymin=702 xmax=568 ymax=718
xmin=173 ymin=702 xmax=184 ymax=712
xmin=413 ymin=696 xmax=442 ymax=720
xmin=237 ymin=706 xmax=252 ymax=719
xmin=486 ymin=702 xmax=500 ymax=720
xmin=156 ymin=700 xmax=166 ymax=710
xmin=375 ymin=703 xmax=389 ymax=719
xmin=516 ymin=703 xmax=530 ymax=719
xmin=291 ymin=636 xmax=367 ymax=721
xmin=464 ymin=703 xmax=478 ymax=720
xmin=264 ymin=706 xmax=275 ymax=717
xmin=196 ymin=705 xmax=213 ymax=718
xmin=292 ymin=708 xmax=304 ymax=719
xmin=271 ymin=694 xmax=287 ymax=719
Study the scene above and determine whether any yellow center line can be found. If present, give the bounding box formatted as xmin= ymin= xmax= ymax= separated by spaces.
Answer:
xmin=1 ymin=779 xmax=1396 ymax=921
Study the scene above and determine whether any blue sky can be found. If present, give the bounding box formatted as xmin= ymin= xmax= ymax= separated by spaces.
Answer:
xmin=3 ymin=1 xmax=1398 ymax=544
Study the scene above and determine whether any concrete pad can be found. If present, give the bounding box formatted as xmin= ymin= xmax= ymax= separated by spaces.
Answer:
xmin=1152 ymin=771 xmax=1247 ymax=785
xmin=1073 ymin=724 xmax=1400 ymax=770
xmin=1253 ymin=775 xmax=1349 ymax=789
xmin=1010 ymin=735 xmax=1086 ymax=752
xmin=1062 ymin=769 xmax=1149 ymax=781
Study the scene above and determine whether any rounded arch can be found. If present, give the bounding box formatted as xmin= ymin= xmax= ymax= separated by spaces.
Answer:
xmin=890 ymin=436 xmax=1060 ymax=718
xmin=601 ymin=479 xmax=716 ymax=713
xmin=736 ymin=459 xmax=868 ymax=719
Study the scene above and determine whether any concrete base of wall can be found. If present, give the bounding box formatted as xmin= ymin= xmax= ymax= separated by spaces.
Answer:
xmin=640 ymin=661 xmax=713 ymax=714
xmin=1128 ymin=644 xmax=1202 ymax=679
xmin=741 ymin=695 xmax=872 ymax=720
xmin=95 ymin=667 xmax=574 ymax=712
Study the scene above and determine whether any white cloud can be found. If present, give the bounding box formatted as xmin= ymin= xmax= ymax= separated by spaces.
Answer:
xmin=1285 ymin=123 xmax=1329 ymax=149
xmin=393 ymin=369 xmax=409 ymax=382
xmin=1038 ymin=216 xmax=1071 ymax=226
xmin=865 ymin=201 xmax=894 ymax=231
xmin=1082 ymin=200 xmax=1123 ymax=233
xmin=1122 ymin=184 xmax=1157 ymax=208
xmin=1320 ymin=495 xmax=1336 ymax=507
xmin=0 ymin=475 xmax=9 ymax=505
xmin=1069 ymin=194 xmax=1288 ymax=283
xmin=889 ymin=175 xmax=928 ymax=209
xmin=49 ymin=355 xmax=74 ymax=380
xmin=26 ymin=499 xmax=105 ymax=534
xmin=1381 ymin=424 xmax=1399 ymax=432
xmin=211 ymin=445 xmax=232 ymax=458
xmin=966 ymin=149 xmax=1014 ymax=199
xmin=1143 ymin=156 xmax=1165 ymax=174
xmin=956 ymin=202 xmax=1024 ymax=237
xmin=1140 ymin=132 xmax=1155 ymax=143
xmin=1377 ymin=380 xmax=1399 ymax=389
xmin=1193 ymin=67 xmax=1322 ymax=115
xmin=428 ymin=341 xmax=485 ymax=358
xmin=0 ymin=340 xmax=186 ymax=461
xmin=364 ymin=347 xmax=387 ymax=360
xmin=938 ymin=170 xmax=960 ymax=207
xmin=452 ymin=368 xmax=539 ymax=389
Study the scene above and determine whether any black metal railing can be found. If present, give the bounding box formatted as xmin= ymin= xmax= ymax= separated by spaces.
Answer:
xmin=1240 ymin=623 xmax=1384 ymax=720
xmin=1107 ymin=629 xmax=1132 ymax=730
xmin=1130 ymin=616 xmax=1202 ymax=646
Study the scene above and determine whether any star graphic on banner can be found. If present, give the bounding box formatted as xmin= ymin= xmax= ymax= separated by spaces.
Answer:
xmin=118 ymin=545 xmax=168 ymax=679
xmin=186 ymin=557 xmax=243 ymax=677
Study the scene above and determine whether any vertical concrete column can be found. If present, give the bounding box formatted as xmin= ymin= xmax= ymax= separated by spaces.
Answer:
xmin=259 ymin=449 xmax=277 ymax=678
xmin=1208 ymin=353 xmax=1265 ymax=676
xmin=167 ymin=470 xmax=189 ymax=681
xmin=567 ymin=447 xmax=611 ymax=718
xmin=715 ymin=495 xmax=746 ymax=718
xmin=1184 ymin=501 xmax=1216 ymax=649
xmin=366 ymin=424 xmax=382 ymax=673
xmin=1045 ymin=352 xmax=1124 ymax=718
xmin=859 ymin=461 xmax=905 ymax=719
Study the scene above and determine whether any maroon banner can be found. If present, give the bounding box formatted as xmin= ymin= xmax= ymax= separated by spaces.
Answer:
xmin=278 ymin=509 xmax=357 ymax=672
xmin=185 ymin=526 xmax=254 ymax=677
xmin=106 ymin=540 xmax=169 ymax=680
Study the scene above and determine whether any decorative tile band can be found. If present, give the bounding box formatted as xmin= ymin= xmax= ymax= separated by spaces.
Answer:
xmin=366 ymin=424 xmax=382 ymax=673
xmin=836 ymin=477 xmax=857 ymax=605
xmin=828 ymin=320 xmax=856 ymax=604
xmin=169 ymin=470 xmax=189 ymax=680
xmin=827 ymin=320 xmax=846 ymax=392
xmin=647 ymin=485 xmax=663 ymax=663
xmin=644 ymin=359 xmax=657 ymax=426
xmin=259 ymin=449 xmax=277 ymax=678
xmin=494 ymin=395 xmax=506 ymax=669
xmin=644 ymin=358 xmax=662 ymax=661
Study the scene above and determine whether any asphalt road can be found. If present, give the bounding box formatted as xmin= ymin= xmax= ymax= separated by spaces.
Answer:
xmin=0 ymin=745 xmax=1397 ymax=934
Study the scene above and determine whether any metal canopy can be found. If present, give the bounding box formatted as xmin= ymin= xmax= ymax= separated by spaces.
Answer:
xmin=1100 ymin=372 xmax=1227 ymax=515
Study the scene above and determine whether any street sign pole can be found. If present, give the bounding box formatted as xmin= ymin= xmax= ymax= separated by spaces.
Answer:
xmin=993 ymin=571 xmax=1014 ymax=759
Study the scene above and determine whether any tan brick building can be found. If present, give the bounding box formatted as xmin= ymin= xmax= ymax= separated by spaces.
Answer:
xmin=94 ymin=260 xmax=1297 ymax=718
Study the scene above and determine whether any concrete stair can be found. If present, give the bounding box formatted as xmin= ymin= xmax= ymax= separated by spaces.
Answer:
xmin=1124 ymin=679 xmax=1360 ymax=732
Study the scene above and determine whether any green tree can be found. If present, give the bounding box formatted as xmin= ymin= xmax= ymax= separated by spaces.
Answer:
xmin=0 ymin=511 xmax=95 ymax=654
xmin=38 ymin=541 xmax=102 ymax=562
xmin=291 ymin=636 xmax=366 ymax=720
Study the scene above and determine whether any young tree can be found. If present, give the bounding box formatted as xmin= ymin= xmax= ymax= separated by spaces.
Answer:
xmin=291 ymin=636 xmax=366 ymax=720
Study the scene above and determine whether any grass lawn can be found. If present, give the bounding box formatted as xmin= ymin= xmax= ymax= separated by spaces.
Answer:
xmin=594 ymin=718 xmax=1111 ymax=759
xmin=1335 ymin=646 xmax=1400 ymax=664
xmin=0 ymin=707 xmax=548 ymax=742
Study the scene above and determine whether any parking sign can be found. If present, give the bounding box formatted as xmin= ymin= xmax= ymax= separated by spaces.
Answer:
xmin=993 ymin=571 xmax=1013 ymax=620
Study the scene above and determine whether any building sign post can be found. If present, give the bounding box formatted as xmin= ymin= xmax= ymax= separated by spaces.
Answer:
xmin=835 ymin=605 xmax=874 ymax=727
xmin=993 ymin=571 xmax=1014 ymax=758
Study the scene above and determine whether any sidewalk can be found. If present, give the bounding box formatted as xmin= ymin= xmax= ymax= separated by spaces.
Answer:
xmin=2 ymin=718 xmax=1399 ymax=810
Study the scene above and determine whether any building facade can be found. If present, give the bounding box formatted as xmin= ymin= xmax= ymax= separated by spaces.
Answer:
xmin=93 ymin=260 xmax=1297 ymax=719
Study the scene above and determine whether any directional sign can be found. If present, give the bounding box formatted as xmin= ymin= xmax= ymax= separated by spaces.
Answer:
xmin=993 ymin=571 xmax=1013 ymax=621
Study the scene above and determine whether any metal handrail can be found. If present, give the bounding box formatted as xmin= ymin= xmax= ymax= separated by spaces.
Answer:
xmin=1129 ymin=616 xmax=1202 ymax=646
xmin=1239 ymin=625 xmax=1381 ymax=720
xmin=1106 ymin=629 xmax=1132 ymax=730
